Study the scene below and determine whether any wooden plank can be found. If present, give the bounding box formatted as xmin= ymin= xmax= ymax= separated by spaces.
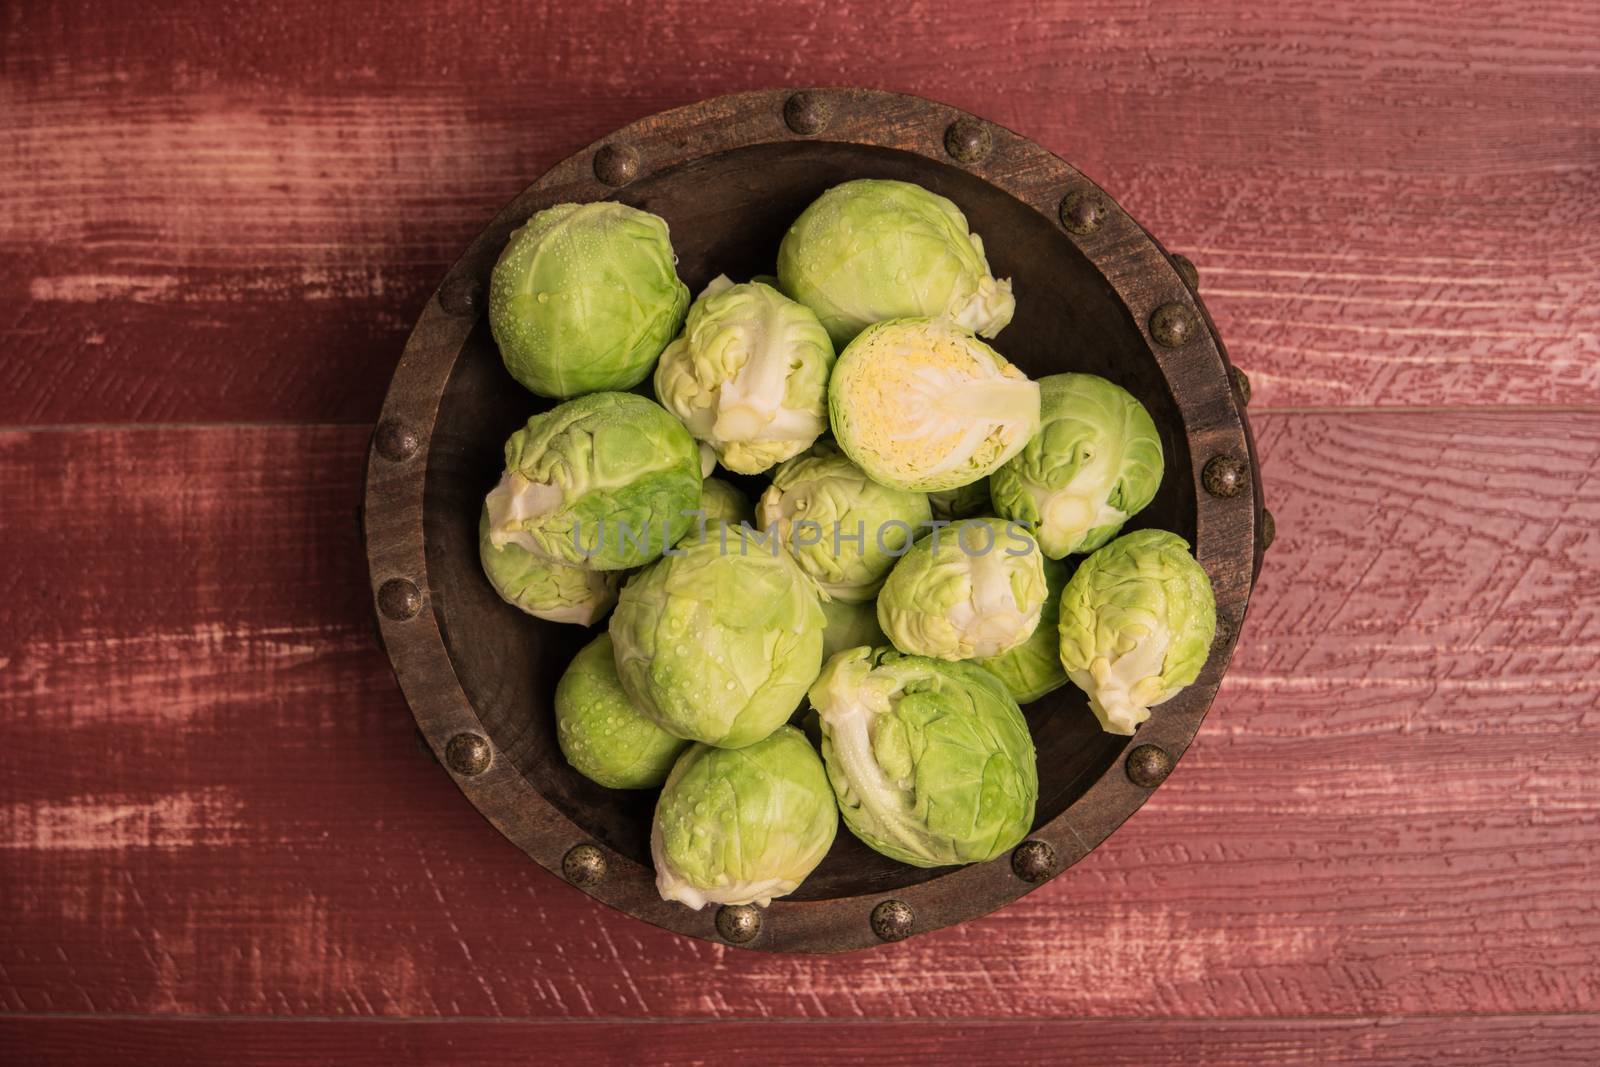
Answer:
xmin=3 ymin=1 xmax=1597 ymax=422
xmin=4 ymin=1015 xmax=1600 ymax=1067
xmin=1 ymin=412 xmax=1595 ymax=1019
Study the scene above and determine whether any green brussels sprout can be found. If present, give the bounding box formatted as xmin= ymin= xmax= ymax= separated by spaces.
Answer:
xmin=489 ymin=202 xmax=689 ymax=398
xmin=652 ymin=725 xmax=837 ymax=908
xmin=777 ymin=179 xmax=1015 ymax=346
xmin=484 ymin=392 xmax=702 ymax=572
xmin=610 ymin=524 xmax=826 ymax=748
xmin=554 ymin=634 xmax=688 ymax=788
xmin=877 ymin=518 xmax=1048 ymax=661
xmin=927 ymin=477 xmax=991 ymax=522
xmin=478 ymin=507 xmax=621 ymax=624
xmin=809 ymin=647 xmax=1036 ymax=867
xmin=756 ymin=449 xmax=932 ymax=603
xmin=1058 ymin=529 xmax=1217 ymax=735
xmin=653 ymin=276 xmax=835 ymax=475
xmin=974 ymin=556 xmax=1070 ymax=704
xmin=697 ymin=476 xmax=753 ymax=528
xmin=829 ymin=318 xmax=1039 ymax=492
xmin=991 ymin=374 xmax=1163 ymax=559
xmin=819 ymin=596 xmax=888 ymax=662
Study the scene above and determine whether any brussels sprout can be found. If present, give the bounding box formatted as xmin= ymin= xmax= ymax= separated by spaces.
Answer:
xmin=975 ymin=556 xmax=1070 ymax=704
xmin=610 ymin=524 xmax=826 ymax=748
xmin=777 ymin=179 xmax=1014 ymax=346
xmin=654 ymin=276 xmax=835 ymax=475
xmin=756 ymin=449 xmax=932 ymax=603
xmin=819 ymin=596 xmax=888 ymax=661
xmin=478 ymin=507 xmax=620 ymax=624
xmin=489 ymin=202 xmax=689 ymax=398
xmin=554 ymin=634 xmax=688 ymax=788
xmin=877 ymin=518 xmax=1048 ymax=661
xmin=809 ymin=647 xmax=1036 ymax=867
xmin=991 ymin=374 xmax=1163 ymax=559
xmin=651 ymin=725 xmax=837 ymax=908
xmin=484 ymin=392 xmax=702 ymax=572
xmin=697 ymin=476 xmax=753 ymax=528
xmin=927 ymin=478 xmax=991 ymax=521
xmin=829 ymin=318 xmax=1039 ymax=492
xmin=1058 ymin=529 xmax=1216 ymax=735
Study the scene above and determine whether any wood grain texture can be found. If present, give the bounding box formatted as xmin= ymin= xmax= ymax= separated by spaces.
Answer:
xmin=4 ymin=1015 xmax=1600 ymax=1067
xmin=2 ymin=412 xmax=1596 ymax=1019
xmin=3 ymin=0 xmax=1597 ymax=422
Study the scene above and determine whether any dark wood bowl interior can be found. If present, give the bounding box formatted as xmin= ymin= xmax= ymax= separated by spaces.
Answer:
xmin=420 ymin=140 xmax=1195 ymax=900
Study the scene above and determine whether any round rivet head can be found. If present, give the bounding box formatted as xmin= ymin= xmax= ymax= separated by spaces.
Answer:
xmin=943 ymin=118 xmax=991 ymax=164
xmin=377 ymin=578 xmax=420 ymax=620
xmin=784 ymin=92 xmax=831 ymax=136
xmin=1261 ymin=508 xmax=1276 ymax=550
xmin=562 ymin=843 xmax=606 ymax=887
xmin=871 ymin=899 xmax=914 ymax=942
xmin=1150 ymin=303 xmax=1198 ymax=348
xmin=1011 ymin=839 xmax=1056 ymax=883
xmin=1230 ymin=365 xmax=1252 ymax=406
xmin=1058 ymin=190 xmax=1108 ymax=235
xmin=437 ymin=273 xmax=483 ymax=318
xmin=715 ymin=904 xmax=763 ymax=944
xmin=445 ymin=732 xmax=492 ymax=776
xmin=373 ymin=419 xmax=418 ymax=462
xmin=1127 ymin=744 xmax=1174 ymax=788
xmin=593 ymin=143 xmax=640 ymax=186
xmin=1172 ymin=253 xmax=1200 ymax=290
xmin=1203 ymin=454 xmax=1248 ymax=498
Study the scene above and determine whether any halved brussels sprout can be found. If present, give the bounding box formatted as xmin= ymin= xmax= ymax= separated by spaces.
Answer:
xmin=927 ymin=477 xmax=991 ymax=522
xmin=489 ymin=202 xmax=689 ymax=398
xmin=991 ymin=373 xmax=1163 ymax=559
xmin=1058 ymin=529 xmax=1216 ymax=735
xmin=651 ymin=725 xmax=837 ymax=908
xmin=554 ymin=634 xmax=688 ymax=789
xmin=820 ymin=596 xmax=888 ymax=662
xmin=776 ymin=179 xmax=1014 ymax=346
xmin=484 ymin=392 xmax=702 ymax=572
xmin=654 ymin=276 xmax=835 ymax=475
xmin=877 ymin=518 xmax=1048 ymax=661
xmin=975 ymin=556 xmax=1070 ymax=704
xmin=809 ymin=647 xmax=1036 ymax=867
xmin=756 ymin=448 xmax=932 ymax=603
xmin=610 ymin=524 xmax=826 ymax=748
xmin=697 ymin=476 xmax=753 ymax=528
xmin=478 ymin=507 xmax=620 ymax=624
xmin=829 ymin=318 xmax=1039 ymax=492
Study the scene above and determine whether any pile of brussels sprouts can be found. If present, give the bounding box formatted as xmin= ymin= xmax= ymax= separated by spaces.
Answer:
xmin=477 ymin=178 xmax=1217 ymax=910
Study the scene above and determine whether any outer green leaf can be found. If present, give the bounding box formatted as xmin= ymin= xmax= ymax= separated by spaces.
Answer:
xmin=991 ymin=373 xmax=1163 ymax=558
xmin=651 ymin=725 xmax=837 ymax=908
xmin=975 ymin=556 xmax=1070 ymax=704
xmin=877 ymin=518 xmax=1048 ymax=661
xmin=1057 ymin=529 xmax=1217 ymax=734
xmin=776 ymin=179 xmax=1014 ymax=346
xmin=809 ymin=648 xmax=1036 ymax=867
xmin=756 ymin=448 xmax=931 ymax=603
xmin=477 ymin=507 xmax=620 ymax=624
xmin=554 ymin=634 xmax=688 ymax=789
xmin=653 ymin=276 xmax=835 ymax=475
xmin=484 ymin=392 xmax=702 ymax=571
xmin=610 ymin=524 xmax=826 ymax=748
xmin=489 ymin=202 xmax=689 ymax=398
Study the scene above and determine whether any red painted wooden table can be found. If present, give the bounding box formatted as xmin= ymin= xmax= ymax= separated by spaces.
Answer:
xmin=3 ymin=2 xmax=1597 ymax=1063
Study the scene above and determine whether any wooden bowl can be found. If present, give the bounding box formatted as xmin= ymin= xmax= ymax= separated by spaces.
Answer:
xmin=363 ymin=88 xmax=1267 ymax=953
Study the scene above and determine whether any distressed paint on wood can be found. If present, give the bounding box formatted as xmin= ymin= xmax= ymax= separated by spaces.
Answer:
xmin=1 ymin=414 xmax=1596 ymax=1019
xmin=4 ymin=1015 xmax=1600 ymax=1067
xmin=2 ymin=1 xmax=1598 ymax=422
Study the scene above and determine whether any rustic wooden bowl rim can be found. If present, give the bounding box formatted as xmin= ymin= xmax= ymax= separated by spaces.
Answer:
xmin=364 ymin=87 xmax=1262 ymax=953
